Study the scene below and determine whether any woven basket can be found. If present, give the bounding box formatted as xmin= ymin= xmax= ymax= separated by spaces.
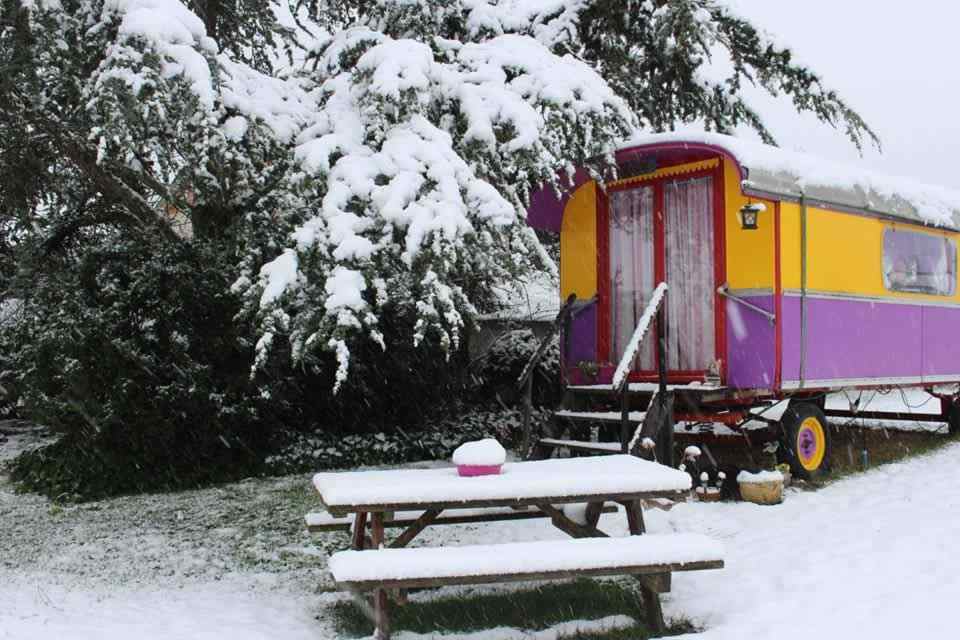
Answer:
xmin=739 ymin=478 xmax=783 ymax=505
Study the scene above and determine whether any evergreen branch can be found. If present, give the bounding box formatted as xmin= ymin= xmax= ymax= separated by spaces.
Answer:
xmin=8 ymin=88 xmax=182 ymax=242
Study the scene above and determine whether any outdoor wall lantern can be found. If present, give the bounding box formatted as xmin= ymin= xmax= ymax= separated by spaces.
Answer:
xmin=738 ymin=202 xmax=766 ymax=230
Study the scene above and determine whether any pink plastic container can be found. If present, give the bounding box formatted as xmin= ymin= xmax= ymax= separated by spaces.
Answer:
xmin=457 ymin=464 xmax=502 ymax=477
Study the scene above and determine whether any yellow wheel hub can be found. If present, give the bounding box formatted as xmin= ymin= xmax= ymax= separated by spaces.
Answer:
xmin=796 ymin=416 xmax=826 ymax=472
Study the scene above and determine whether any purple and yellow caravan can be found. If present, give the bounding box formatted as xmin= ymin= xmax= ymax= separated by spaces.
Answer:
xmin=527 ymin=132 xmax=960 ymax=477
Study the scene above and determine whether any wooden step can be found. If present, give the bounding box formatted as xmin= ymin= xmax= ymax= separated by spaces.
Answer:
xmin=567 ymin=382 xmax=726 ymax=396
xmin=555 ymin=409 xmax=646 ymax=424
xmin=537 ymin=438 xmax=624 ymax=454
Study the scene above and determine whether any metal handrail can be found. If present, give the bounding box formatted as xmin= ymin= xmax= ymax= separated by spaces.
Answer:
xmin=611 ymin=282 xmax=669 ymax=393
xmin=717 ymin=285 xmax=775 ymax=325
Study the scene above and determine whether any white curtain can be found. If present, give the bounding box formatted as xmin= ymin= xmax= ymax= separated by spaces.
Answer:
xmin=664 ymin=176 xmax=715 ymax=372
xmin=609 ymin=187 xmax=655 ymax=369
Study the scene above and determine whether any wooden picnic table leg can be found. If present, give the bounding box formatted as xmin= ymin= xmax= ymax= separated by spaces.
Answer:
xmin=351 ymin=511 xmax=369 ymax=550
xmin=370 ymin=512 xmax=390 ymax=640
xmin=537 ymin=502 xmax=609 ymax=539
xmin=584 ymin=501 xmax=604 ymax=529
xmin=620 ymin=500 xmax=666 ymax=635
xmin=621 ymin=499 xmax=646 ymax=535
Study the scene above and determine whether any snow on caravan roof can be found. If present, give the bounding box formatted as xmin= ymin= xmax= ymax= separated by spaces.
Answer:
xmin=617 ymin=131 xmax=960 ymax=229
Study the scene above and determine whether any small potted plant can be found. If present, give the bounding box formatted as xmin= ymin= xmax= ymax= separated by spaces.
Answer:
xmin=694 ymin=471 xmax=722 ymax=502
xmin=775 ymin=463 xmax=792 ymax=487
xmin=452 ymin=439 xmax=507 ymax=477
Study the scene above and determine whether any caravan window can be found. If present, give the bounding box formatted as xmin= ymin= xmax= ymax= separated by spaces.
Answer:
xmin=882 ymin=228 xmax=957 ymax=296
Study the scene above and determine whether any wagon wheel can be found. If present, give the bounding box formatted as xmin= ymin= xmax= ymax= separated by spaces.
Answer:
xmin=777 ymin=402 xmax=832 ymax=480
xmin=945 ymin=399 xmax=960 ymax=436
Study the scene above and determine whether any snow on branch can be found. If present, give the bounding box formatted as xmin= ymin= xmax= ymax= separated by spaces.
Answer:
xmin=248 ymin=24 xmax=635 ymax=389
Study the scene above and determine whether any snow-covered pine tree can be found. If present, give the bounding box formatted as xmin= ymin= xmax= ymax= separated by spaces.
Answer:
xmin=0 ymin=0 xmax=880 ymax=496
xmin=239 ymin=0 xmax=878 ymax=391
xmin=0 ymin=0 xmax=320 ymax=494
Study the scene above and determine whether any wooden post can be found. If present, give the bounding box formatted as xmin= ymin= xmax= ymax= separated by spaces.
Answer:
xmin=370 ymin=513 xmax=390 ymax=640
xmin=655 ymin=303 xmax=674 ymax=468
xmin=516 ymin=294 xmax=577 ymax=460
xmin=520 ymin=372 xmax=534 ymax=458
xmin=620 ymin=383 xmax=631 ymax=453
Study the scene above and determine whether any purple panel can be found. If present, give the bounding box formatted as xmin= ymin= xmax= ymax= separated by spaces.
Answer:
xmin=725 ymin=296 xmax=776 ymax=389
xmin=781 ymin=296 xmax=922 ymax=383
xmin=527 ymin=185 xmax=565 ymax=232
xmin=563 ymin=302 xmax=597 ymax=368
xmin=526 ymin=168 xmax=592 ymax=232
xmin=922 ymin=306 xmax=960 ymax=377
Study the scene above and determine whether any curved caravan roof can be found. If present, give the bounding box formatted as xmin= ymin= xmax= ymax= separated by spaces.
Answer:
xmin=527 ymin=132 xmax=960 ymax=232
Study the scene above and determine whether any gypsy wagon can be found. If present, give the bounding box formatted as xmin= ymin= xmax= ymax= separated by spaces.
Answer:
xmin=524 ymin=132 xmax=960 ymax=478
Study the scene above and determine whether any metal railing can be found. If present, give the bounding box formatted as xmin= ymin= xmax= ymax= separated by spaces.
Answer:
xmin=717 ymin=285 xmax=775 ymax=325
xmin=611 ymin=282 xmax=669 ymax=393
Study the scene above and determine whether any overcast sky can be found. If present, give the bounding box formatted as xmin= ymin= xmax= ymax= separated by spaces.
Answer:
xmin=722 ymin=1 xmax=960 ymax=190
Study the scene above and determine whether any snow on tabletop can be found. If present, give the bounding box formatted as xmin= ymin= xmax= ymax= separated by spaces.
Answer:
xmin=617 ymin=131 xmax=960 ymax=228
xmin=328 ymin=533 xmax=723 ymax=583
xmin=452 ymin=439 xmax=507 ymax=467
xmin=313 ymin=455 xmax=691 ymax=509
xmin=737 ymin=470 xmax=784 ymax=485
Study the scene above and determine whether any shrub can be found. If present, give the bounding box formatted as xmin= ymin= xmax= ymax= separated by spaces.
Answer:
xmin=264 ymin=407 xmax=552 ymax=475
xmin=470 ymin=329 xmax=562 ymax=408
xmin=1 ymin=238 xmax=275 ymax=498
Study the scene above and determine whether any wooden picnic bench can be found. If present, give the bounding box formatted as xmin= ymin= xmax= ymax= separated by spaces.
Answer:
xmin=310 ymin=454 xmax=724 ymax=639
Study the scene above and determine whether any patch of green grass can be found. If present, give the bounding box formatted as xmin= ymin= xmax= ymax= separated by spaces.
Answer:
xmin=330 ymin=578 xmax=695 ymax=638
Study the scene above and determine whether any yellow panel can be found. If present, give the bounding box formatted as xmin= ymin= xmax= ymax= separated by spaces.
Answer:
xmin=779 ymin=201 xmax=802 ymax=290
xmin=804 ymin=207 xmax=882 ymax=294
xmin=800 ymin=208 xmax=960 ymax=303
xmin=723 ymin=157 xmax=776 ymax=290
xmin=560 ymin=182 xmax=597 ymax=299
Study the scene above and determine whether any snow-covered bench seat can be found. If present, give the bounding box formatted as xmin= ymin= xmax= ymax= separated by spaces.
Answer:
xmin=329 ymin=533 xmax=724 ymax=591
xmin=305 ymin=504 xmax=617 ymax=532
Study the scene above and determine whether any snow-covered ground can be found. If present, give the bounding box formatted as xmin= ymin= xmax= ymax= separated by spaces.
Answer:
xmin=2 ymin=426 xmax=958 ymax=639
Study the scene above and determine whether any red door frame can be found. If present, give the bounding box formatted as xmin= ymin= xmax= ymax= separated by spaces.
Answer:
xmin=595 ymin=161 xmax=727 ymax=384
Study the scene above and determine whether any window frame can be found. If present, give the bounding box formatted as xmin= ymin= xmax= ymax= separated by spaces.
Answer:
xmin=881 ymin=226 xmax=958 ymax=297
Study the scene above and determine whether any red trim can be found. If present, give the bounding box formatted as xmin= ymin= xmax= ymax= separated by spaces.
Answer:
xmin=595 ymin=367 xmax=709 ymax=384
xmin=596 ymin=186 xmax=610 ymax=362
xmin=773 ymin=201 xmax=783 ymax=391
xmin=652 ymin=180 xmax=666 ymax=372
xmin=593 ymin=159 xmax=724 ymax=383
xmin=714 ymin=160 xmax=727 ymax=383
xmin=675 ymin=411 xmax=748 ymax=426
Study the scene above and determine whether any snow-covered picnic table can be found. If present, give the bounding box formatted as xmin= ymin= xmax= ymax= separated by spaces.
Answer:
xmin=312 ymin=454 xmax=692 ymax=517
xmin=310 ymin=454 xmax=722 ymax=639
